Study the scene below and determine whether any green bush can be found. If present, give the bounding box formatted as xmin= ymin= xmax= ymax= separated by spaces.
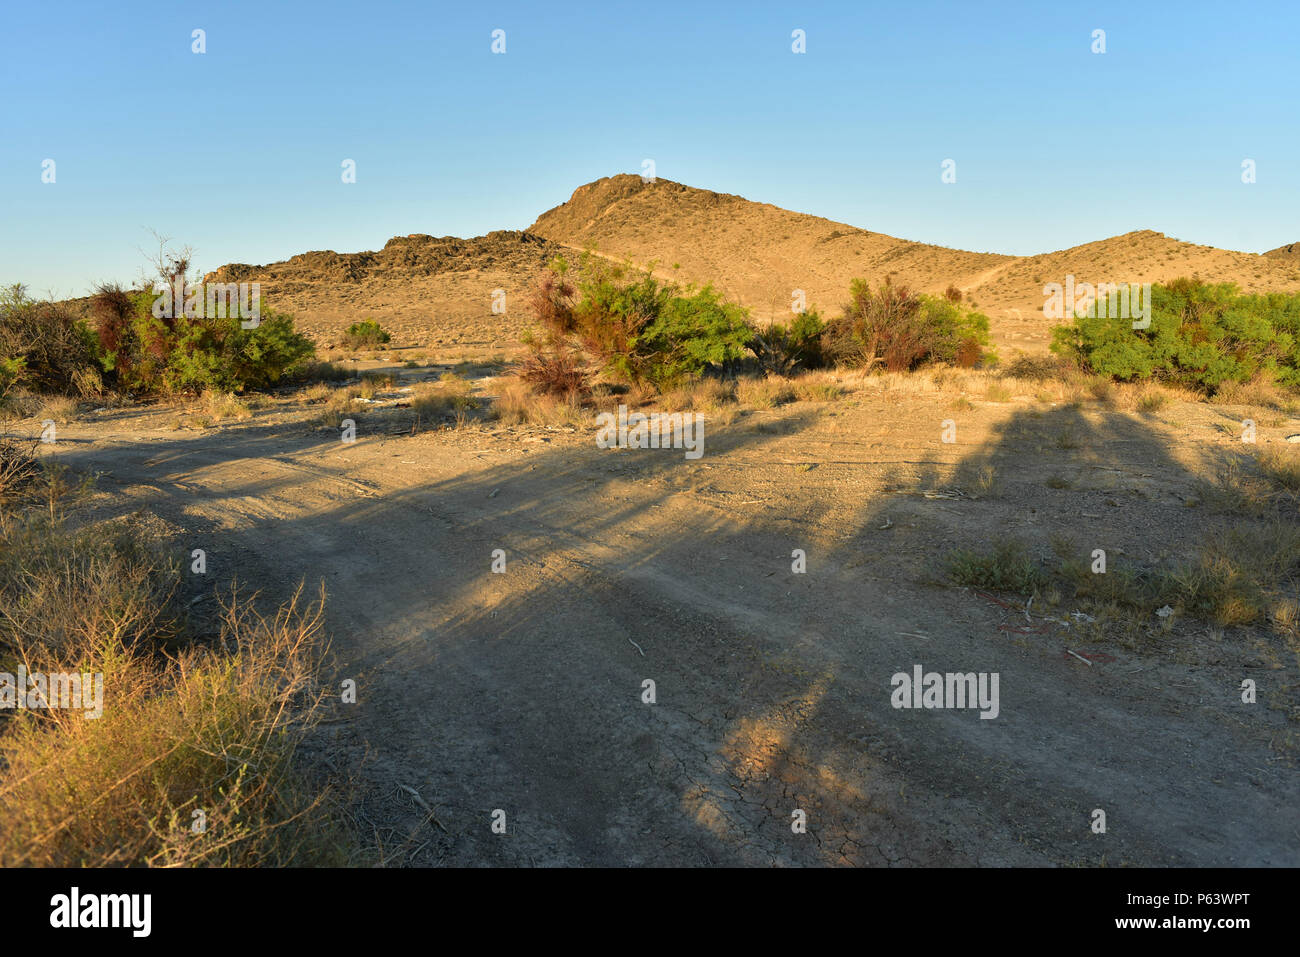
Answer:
xmin=637 ymin=285 xmax=753 ymax=386
xmin=914 ymin=295 xmax=993 ymax=367
xmin=342 ymin=319 xmax=391 ymax=349
xmin=822 ymin=279 xmax=991 ymax=371
xmin=540 ymin=256 xmax=753 ymax=390
xmin=749 ymin=309 xmax=826 ymax=375
xmin=92 ymin=284 xmax=315 ymax=394
xmin=1051 ymin=278 xmax=1300 ymax=394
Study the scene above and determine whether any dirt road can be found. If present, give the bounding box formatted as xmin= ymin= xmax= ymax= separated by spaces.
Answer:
xmin=45 ymin=385 xmax=1299 ymax=866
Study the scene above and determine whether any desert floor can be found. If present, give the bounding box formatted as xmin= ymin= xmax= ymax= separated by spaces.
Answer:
xmin=36 ymin=358 xmax=1299 ymax=866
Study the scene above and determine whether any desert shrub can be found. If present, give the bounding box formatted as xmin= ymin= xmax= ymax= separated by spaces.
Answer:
xmin=341 ymin=319 xmax=391 ymax=349
xmin=822 ymin=280 xmax=991 ymax=371
xmin=0 ymin=284 xmax=99 ymax=397
xmin=748 ymin=309 xmax=826 ymax=375
xmin=635 ymin=285 xmax=753 ymax=386
xmin=0 ymin=357 xmax=25 ymax=402
xmin=1004 ymin=353 xmax=1076 ymax=381
xmin=91 ymin=284 xmax=314 ymax=394
xmin=291 ymin=359 xmax=351 ymax=383
xmin=1051 ymin=278 xmax=1300 ymax=394
xmin=528 ymin=257 xmax=577 ymax=336
xmin=536 ymin=256 xmax=753 ymax=391
xmin=0 ymin=437 xmax=41 ymax=502
xmin=518 ymin=342 xmax=589 ymax=398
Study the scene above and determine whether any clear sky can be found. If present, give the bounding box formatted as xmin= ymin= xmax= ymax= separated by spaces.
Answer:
xmin=3 ymin=0 xmax=1297 ymax=297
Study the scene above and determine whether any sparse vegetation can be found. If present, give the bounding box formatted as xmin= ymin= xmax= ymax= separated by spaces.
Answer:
xmin=0 ymin=462 xmax=354 ymax=866
xmin=947 ymin=539 xmax=1049 ymax=594
xmin=412 ymin=374 xmax=479 ymax=427
xmin=342 ymin=319 xmax=391 ymax=350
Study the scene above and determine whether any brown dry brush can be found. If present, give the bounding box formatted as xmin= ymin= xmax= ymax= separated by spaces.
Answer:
xmin=517 ymin=341 xmax=590 ymax=398
xmin=517 ymin=265 xmax=593 ymax=400
xmin=0 ymin=287 xmax=99 ymax=397
xmin=527 ymin=268 xmax=577 ymax=337
xmin=0 ymin=582 xmax=348 ymax=867
xmin=0 ymin=466 xmax=354 ymax=865
xmin=822 ymin=278 xmax=947 ymax=372
xmin=0 ymin=437 xmax=41 ymax=503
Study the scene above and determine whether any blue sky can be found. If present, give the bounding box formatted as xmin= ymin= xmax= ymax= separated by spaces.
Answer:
xmin=3 ymin=0 xmax=1297 ymax=296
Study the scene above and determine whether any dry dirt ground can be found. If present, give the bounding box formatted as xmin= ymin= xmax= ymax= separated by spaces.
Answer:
xmin=29 ymin=364 xmax=1300 ymax=867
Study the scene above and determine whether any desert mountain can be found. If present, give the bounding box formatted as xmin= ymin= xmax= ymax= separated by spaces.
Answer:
xmin=206 ymin=175 xmax=1300 ymax=353
xmin=530 ymin=176 xmax=1300 ymax=351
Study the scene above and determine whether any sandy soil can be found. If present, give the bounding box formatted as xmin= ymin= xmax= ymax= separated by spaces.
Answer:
xmin=31 ymin=365 xmax=1299 ymax=867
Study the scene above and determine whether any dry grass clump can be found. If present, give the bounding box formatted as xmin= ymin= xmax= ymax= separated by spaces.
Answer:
xmin=358 ymin=371 xmax=399 ymax=399
xmin=957 ymin=520 xmax=1300 ymax=635
xmin=1168 ymin=522 xmax=1300 ymax=627
xmin=0 ymin=584 xmax=349 ymax=866
xmin=1002 ymin=353 xmax=1076 ymax=382
xmin=1134 ymin=387 xmax=1170 ymax=413
xmin=492 ymin=379 xmax=586 ymax=427
xmin=294 ymin=359 xmax=351 ymax=383
xmin=737 ymin=376 xmax=796 ymax=409
xmin=0 ymin=468 xmax=354 ymax=867
xmin=792 ymin=372 xmax=844 ymax=402
xmin=983 ymin=379 xmax=1014 ymax=403
xmin=316 ymin=385 xmax=362 ymax=428
xmin=201 ymin=391 xmax=252 ymax=421
xmin=1211 ymin=372 xmax=1299 ymax=412
xmin=1198 ymin=448 xmax=1300 ymax=514
xmin=300 ymin=382 xmax=335 ymax=404
xmin=412 ymin=374 xmax=480 ymax=429
xmin=37 ymin=395 xmax=79 ymax=424
xmin=1256 ymin=445 xmax=1300 ymax=497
